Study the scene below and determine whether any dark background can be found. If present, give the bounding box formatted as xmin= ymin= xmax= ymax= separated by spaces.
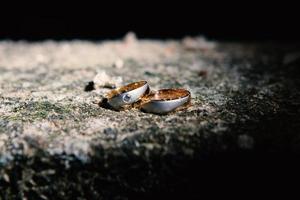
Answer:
xmin=0 ymin=4 xmax=299 ymax=42
xmin=0 ymin=4 xmax=299 ymax=198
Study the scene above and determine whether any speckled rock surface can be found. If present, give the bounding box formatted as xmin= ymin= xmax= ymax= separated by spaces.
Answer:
xmin=0 ymin=35 xmax=300 ymax=199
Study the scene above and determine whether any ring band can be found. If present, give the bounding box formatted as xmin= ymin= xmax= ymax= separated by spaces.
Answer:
xmin=141 ymin=88 xmax=191 ymax=114
xmin=106 ymin=81 xmax=149 ymax=110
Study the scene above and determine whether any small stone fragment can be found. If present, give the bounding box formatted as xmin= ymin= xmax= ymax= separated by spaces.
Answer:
xmin=198 ymin=70 xmax=208 ymax=77
xmin=93 ymin=70 xmax=123 ymax=89
xmin=114 ymin=59 xmax=124 ymax=69
xmin=123 ymin=32 xmax=137 ymax=44
xmin=3 ymin=173 xmax=10 ymax=183
xmin=84 ymin=81 xmax=95 ymax=91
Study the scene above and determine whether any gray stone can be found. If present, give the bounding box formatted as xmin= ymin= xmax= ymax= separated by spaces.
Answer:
xmin=0 ymin=37 xmax=299 ymax=199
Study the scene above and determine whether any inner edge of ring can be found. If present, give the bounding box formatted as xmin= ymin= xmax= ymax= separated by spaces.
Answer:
xmin=106 ymin=81 xmax=148 ymax=99
xmin=135 ymin=89 xmax=191 ymax=110
xmin=144 ymin=89 xmax=191 ymax=102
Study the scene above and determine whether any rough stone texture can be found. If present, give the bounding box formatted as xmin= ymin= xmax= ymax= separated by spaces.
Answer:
xmin=0 ymin=34 xmax=300 ymax=199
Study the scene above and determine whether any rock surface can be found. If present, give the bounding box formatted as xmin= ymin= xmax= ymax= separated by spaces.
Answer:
xmin=0 ymin=35 xmax=300 ymax=199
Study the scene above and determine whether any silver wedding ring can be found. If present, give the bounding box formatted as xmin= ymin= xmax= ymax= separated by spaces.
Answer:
xmin=141 ymin=89 xmax=191 ymax=114
xmin=104 ymin=81 xmax=191 ymax=114
xmin=106 ymin=81 xmax=149 ymax=110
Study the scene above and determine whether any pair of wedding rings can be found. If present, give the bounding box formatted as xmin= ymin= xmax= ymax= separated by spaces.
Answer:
xmin=104 ymin=81 xmax=191 ymax=114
